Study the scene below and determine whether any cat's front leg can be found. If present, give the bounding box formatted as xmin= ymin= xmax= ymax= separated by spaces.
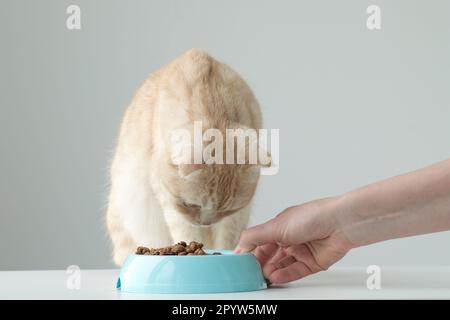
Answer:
xmin=212 ymin=206 xmax=251 ymax=250
xmin=106 ymin=204 xmax=137 ymax=266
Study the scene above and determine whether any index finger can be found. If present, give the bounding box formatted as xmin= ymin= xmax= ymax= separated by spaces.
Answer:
xmin=235 ymin=218 xmax=281 ymax=253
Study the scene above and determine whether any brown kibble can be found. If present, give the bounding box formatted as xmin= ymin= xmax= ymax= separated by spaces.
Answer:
xmin=136 ymin=246 xmax=150 ymax=255
xmin=188 ymin=241 xmax=200 ymax=251
xmin=171 ymin=244 xmax=186 ymax=254
xmin=194 ymin=248 xmax=205 ymax=255
xmin=160 ymin=247 xmax=173 ymax=255
xmin=135 ymin=241 xmax=218 ymax=256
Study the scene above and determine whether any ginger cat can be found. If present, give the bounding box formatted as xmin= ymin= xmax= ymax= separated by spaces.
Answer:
xmin=106 ymin=49 xmax=265 ymax=265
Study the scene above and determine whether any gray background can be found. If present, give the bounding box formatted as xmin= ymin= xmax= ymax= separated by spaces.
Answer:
xmin=1 ymin=0 xmax=449 ymax=270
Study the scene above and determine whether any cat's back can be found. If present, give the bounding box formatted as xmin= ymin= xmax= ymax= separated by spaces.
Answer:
xmin=165 ymin=49 xmax=262 ymax=129
xmin=131 ymin=49 xmax=261 ymax=128
xmin=117 ymin=49 xmax=262 ymax=160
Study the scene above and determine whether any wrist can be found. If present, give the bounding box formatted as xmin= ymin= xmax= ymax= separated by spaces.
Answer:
xmin=332 ymin=192 xmax=362 ymax=249
xmin=321 ymin=194 xmax=357 ymax=252
xmin=333 ymin=185 xmax=406 ymax=249
xmin=331 ymin=189 xmax=392 ymax=249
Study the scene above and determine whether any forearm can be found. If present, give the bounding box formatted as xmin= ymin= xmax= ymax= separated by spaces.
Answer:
xmin=337 ymin=158 xmax=450 ymax=248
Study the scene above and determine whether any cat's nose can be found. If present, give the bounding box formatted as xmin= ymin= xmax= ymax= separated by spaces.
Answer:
xmin=198 ymin=218 xmax=212 ymax=226
xmin=198 ymin=214 xmax=222 ymax=226
xmin=198 ymin=216 xmax=213 ymax=226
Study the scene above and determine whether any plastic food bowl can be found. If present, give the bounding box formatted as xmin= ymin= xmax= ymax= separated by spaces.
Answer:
xmin=116 ymin=250 xmax=267 ymax=294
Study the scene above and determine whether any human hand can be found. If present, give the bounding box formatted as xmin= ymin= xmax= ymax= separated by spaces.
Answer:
xmin=235 ymin=159 xmax=450 ymax=284
xmin=235 ymin=197 xmax=352 ymax=284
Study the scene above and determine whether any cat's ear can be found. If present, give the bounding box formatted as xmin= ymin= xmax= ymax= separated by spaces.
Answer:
xmin=177 ymin=163 xmax=205 ymax=178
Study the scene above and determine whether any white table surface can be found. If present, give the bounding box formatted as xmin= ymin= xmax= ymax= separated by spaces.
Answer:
xmin=1 ymin=267 xmax=449 ymax=299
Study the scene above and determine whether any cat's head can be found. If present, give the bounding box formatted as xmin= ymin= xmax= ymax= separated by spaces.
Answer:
xmin=162 ymin=163 xmax=262 ymax=226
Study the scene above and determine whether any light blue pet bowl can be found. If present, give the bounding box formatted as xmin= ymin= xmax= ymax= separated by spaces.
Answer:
xmin=116 ymin=250 xmax=267 ymax=294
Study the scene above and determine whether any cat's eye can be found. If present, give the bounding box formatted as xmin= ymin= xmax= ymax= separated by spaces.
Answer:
xmin=181 ymin=201 xmax=201 ymax=210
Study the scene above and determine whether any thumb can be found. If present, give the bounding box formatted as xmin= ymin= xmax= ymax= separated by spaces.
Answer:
xmin=235 ymin=218 xmax=283 ymax=253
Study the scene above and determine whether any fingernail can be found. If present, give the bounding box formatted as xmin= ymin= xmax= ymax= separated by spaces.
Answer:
xmin=234 ymin=248 xmax=241 ymax=254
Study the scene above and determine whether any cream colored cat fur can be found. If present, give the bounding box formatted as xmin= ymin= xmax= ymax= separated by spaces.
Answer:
xmin=106 ymin=49 xmax=264 ymax=265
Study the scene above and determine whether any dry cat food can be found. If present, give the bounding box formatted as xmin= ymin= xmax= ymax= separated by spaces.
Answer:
xmin=136 ymin=241 xmax=222 ymax=256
